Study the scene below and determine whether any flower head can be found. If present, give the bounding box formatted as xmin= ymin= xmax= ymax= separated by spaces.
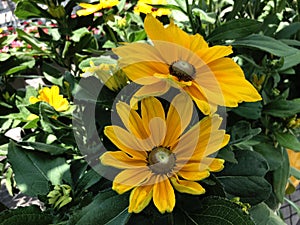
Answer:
xmin=29 ymin=85 xmax=69 ymax=112
xmin=134 ymin=0 xmax=171 ymax=17
xmin=113 ymin=14 xmax=262 ymax=115
xmin=77 ymin=0 xmax=120 ymax=16
xmin=100 ymin=93 xmax=229 ymax=213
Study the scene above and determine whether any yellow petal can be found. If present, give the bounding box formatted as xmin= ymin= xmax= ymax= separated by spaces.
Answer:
xmin=113 ymin=168 xmax=152 ymax=194
xmin=148 ymin=117 xmax=167 ymax=147
xmin=129 ymin=185 xmax=153 ymax=213
xmin=196 ymin=46 xmax=233 ymax=65
xmin=77 ymin=3 xmax=102 ymax=16
xmin=100 ymin=151 xmax=147 ymax=169
xmin=164 ymin=93 xmax=193 ymax=147
xmin=189 ymin=33 xmax=209 ymax=51
xmin=116 ymin=101 xmax=150 ymax=139
xmin=178 ymin=170 xmax=210 ymax=181
xmin=153 ymin=175 xmax=175 ymax=213
xmin=170 ymin=176 xmax=205 ymax=195
xmin=104 ymin=126 xmax=148 ymax=159
xmin=205 ymin=58 xmax=262 ymax=106
xmin=29 ymin=96 xmax=40 ymax=104
xmin=199 ymin=157 xmax=225 ymax=172
xmin=130 ymin=81 xmax=170 ymax=109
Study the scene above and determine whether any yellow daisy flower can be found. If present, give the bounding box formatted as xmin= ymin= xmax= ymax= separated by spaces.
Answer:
xmin=100 ymin=93 xmax=229 ymax=213
xmin=29 ymin=85 xmax=69 ymax=112
xmin=134 ymin=0 xmax=171 ymax=17
xmin=77 ymin=0 xmax=120 ymax=16
xmin=113 ymin=14 xmax=262 ymax=115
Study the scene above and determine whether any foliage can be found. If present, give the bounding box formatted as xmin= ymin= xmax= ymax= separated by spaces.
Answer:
xmin=0 ymin=0 xmax=299 ymax=224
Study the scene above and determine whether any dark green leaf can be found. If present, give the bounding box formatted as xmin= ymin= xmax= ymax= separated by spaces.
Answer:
xmin=229 ymin=121 xmax=261 ymax=145
xmin=272 ymin=148 xmax=290 ymax=203
xmin=15 ymin=1 xmax=51 ymax=19
xmin=0 ymin=34 xmax=17 ymax=48
xmin=187 ymin=196 xmax=255 ymax=225
xmin=231 ymin=34 xmax=299 ymax=57
xmin=0 ymin=206 xmax=53 ymax=225
xmin=75 ymin=168 xmax=102 ymax=193
xmin=16 ymin=29 xmax=48 ymax=53
xmin=217 ymin=150 xmax=271 ymax=205
xmin=8 ymin=142 xmax=70 ymax=196
xmin=274 ymin=132 xmax=300 ymax=151
xmin=253 ymin=142 xmax=282 ymax=171
xmin=263 ymin=98 xmax=300 ymax=118
xmin=249 ymin=203 xmax=285 ymax=225
xmin=231 ymin=102 xmax=262 ymax=120
xmin=69 ymin=190 xmax=130 ymax=225
xmin=18 ymin=141 xmax=67 ymax=155
xmin=276 ymin=22 xmax=300 ymax=39
xmin=208 ymin=19 xmax=261 ymax=42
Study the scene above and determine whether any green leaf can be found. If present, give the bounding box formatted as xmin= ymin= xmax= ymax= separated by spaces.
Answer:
xmin=272 ymin=148 xmax=290 ymax=203
xmin=231 ymin=102 xmax=262 ymax=120
xmin=8 ymin=142 xmax=70 ymax=196
xmin=249 ymin=202 xmax=285 ymax=225
xmin=75 ymin=168 xmax=102 ymax=193
xmin=217 ymin=150 xmax=271 ymax=205
xmin=187 ymin=196 xmax=254 ymax=224
xmin=192 ymin=8 xmax=216 ymax=24
xmin=69 ymin=190 xmax=131 ymax=225
xmin=229 ymin=121 xmax=261 ymax=146
xmin=18 ymin=141 xmax=68 ymax=155
xmin=253 ymin=141 xmax=282 ymax=171
xmin=16 ymin=29 xmax=48 ymax=53
xmin=0 ymin=34 xmax=17 ymax=48
xmin=276 ymin=22 xmax=300 ymax=39
xmin=231 ymin=34 xmax=299 ymax=57
xmin=207 ymin=19 xmax=261 ymax=42
xmin=263 ymin=98 xmax=300 ymax=118
xmin=0 ymin=206 xmax=53 ymax=225
xmin=274 ymin=132 xmax=300 ymax=151
xmin=15 ymin=1 xmax=51 ymax=19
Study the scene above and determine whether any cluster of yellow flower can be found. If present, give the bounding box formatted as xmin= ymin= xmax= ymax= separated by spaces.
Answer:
xmin=99 ymin=14 xmax=262 ymax=213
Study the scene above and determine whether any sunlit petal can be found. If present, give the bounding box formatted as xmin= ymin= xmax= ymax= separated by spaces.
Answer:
xmin=170 ymin=176 xmax=205 ymax=195
xmin=129 ymin=185 xmax=153 ymax=213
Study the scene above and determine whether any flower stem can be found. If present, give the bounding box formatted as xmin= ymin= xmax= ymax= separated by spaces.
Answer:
xmin=185 ymin=0 xmax=196 ymax=34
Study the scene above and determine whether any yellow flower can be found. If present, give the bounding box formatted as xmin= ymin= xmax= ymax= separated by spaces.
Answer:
xmin=113 ymin=14 xmax=262 ymax=115
xmin=100 ymin=93 xmax=229 ymax=213
xmin=134 ymin=0 xmax=171 ymax=17
xmin=287 ymin=149 xmax=300 ymax=188
xmin=29 ymin=85 xmax=69 ymax=112
xmin=82 ymin=61 xmax=128 ymax=91
xmin=77 ymin=0 xmax=120 ymax=16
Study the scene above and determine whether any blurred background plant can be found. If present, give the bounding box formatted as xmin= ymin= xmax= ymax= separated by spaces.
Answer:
xmin=0 ymin=0 xmax=299 ymax=224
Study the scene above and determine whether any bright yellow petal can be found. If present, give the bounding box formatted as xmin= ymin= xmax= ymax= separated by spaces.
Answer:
xmin=77 ymin=3 xmax=102 ymax=16
xmin=129 ymin=185 xmax=153 ymax=213
xmin=148 ymin=117 xmax=167 ymax=147
xmin=196 ymin=46 xmax=233 ymax=64
xmin=141 ymin=96 xmax=165 ymax=132
xmin=113 ymin=168 xmax=152 ymax=194
xmin=178 ymin=170 xmax=210 ymax=181
xmin=164 ymin=93 xmax=193 ymax=147
xmin=153 ymin=175 xmax=175 ymax=213
xmin=199 ymin=157 xmax=225 ymax=172
xmin=189 ymin=33 xmax=209 ymax=51
xmin=116 ymin=101 xmax=150 ymax=139
xmin=104 ymin=126 xmax=148 ymax=159
xmin=204 ymin=58 xmax=262 ymax=106
xmin=100 ymin=151 xmax=147 ymax=169
xmin=29 ymin=96 xmax=40 ymax=104
xmin=170 ymin=176 xmax=205 ymax=195
xmin=130 ymin=81 xmax=170 ymax=108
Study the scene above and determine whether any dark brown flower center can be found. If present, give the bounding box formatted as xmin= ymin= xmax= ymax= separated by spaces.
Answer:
xmin=169 ymin=60 xmax=196 ymax=81
xmin=148 ymin=147 xmax=176 ymax=174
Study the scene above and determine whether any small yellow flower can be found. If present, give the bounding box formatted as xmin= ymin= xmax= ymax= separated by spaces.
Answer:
xmin=134 ymin=0 xmax=171 ymax=17
xmin=82 ymin=61 xmax=128 ymax=91
xmin=29 ymin=85 xmax=69 ymax=112
xmin=100 ymin=93 xmax=229 ymax=213
xmin=117 ymin=17 xmax=127 ymax=28
xmin=114 ymin=14 xmax=262 ymax=115
xmin=287 ymin=149 xmax=300 ymax=188
xmin=77 ymin=0 xmax=120 ymax=16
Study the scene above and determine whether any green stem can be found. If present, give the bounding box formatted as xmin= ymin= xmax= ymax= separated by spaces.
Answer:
xmin=185 ymin=0 xmax=196 ymax=34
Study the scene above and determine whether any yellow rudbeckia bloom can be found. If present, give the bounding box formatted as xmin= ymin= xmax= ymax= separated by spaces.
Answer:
xmin=29 ymin=85 xmax=69 ymax=112
xmin=113 ymin=14 xmax=262 ymax=115
xmin=100 ymin=93 xmax=229 ymax=213
xmin=134 ymin=0 xmax=171 ymax=17
xmin=77 ymin=0 xmax=120 ymax=16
